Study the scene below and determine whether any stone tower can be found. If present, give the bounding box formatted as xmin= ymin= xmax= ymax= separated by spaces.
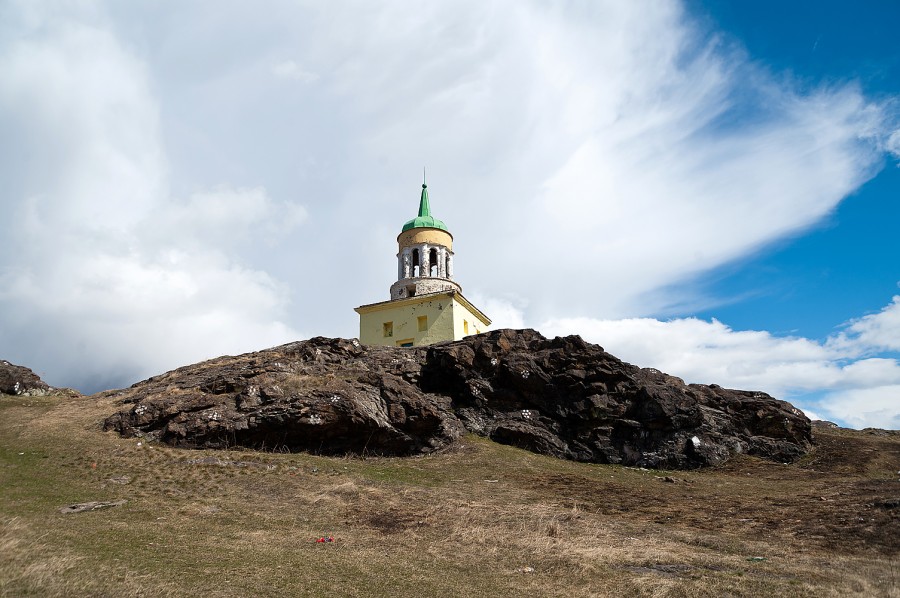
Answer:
xmin=355 ymin=181 xmax=491 ymax=347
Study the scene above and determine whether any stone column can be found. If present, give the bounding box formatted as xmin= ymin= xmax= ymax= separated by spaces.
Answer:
xmin=400 ymin=247 xmax=412 ymax=279
xmin=420 ymin=243 xmax=430 ymax=278
xmin=447 ymin=253 xmax=454 ymax=278
xmin=437 ymin=247 xmax=446 ymax=278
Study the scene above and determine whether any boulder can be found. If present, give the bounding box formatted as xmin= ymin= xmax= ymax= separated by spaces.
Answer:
xmin=103 ymin=330 xmax=812 ymax=468
xmin=0 ymin=360 xmax=53 ymax=396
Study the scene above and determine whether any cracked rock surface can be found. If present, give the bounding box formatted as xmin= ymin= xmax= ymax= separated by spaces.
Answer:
xmin=103 ymin=329 xmax=812 ymax=469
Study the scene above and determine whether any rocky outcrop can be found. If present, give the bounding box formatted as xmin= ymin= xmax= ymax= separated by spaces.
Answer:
xmin=0 ymin=360 xmax=53 ymax=396
xmin=103 ymin=329 xmax=812 ymax=469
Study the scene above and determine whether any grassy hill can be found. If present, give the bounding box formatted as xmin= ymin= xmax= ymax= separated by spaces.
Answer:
xmin=1 ymin=390 xmax=898 ymax=597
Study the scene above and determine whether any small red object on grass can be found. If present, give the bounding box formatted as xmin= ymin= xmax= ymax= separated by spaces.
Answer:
xmin=315 ymin=536 xmax=335 ymax=543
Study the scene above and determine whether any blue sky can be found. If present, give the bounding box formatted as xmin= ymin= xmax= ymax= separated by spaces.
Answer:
xmin=0 ymin=1 xmax=898 ymax=428
xmin=687 ymin=0 xmax=900 ymax=335
xmin=677 ymin=1 xmax=900 ymax=423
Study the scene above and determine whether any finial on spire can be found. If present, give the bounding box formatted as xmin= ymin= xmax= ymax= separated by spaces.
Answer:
xmin=418 ymin=173 xmax=431 ymax=217
xmin=401 ymin=170 xmax=449 ymax=232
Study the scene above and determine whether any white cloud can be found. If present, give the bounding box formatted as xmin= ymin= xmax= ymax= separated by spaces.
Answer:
xmin=541 ymin=316 xmax=837 ymax=395
xmin=72 ymin=0 xmax=894 ymax=330
xmin=819 ymin=386 xmax=900 ymax=430
xmin=830 ymin=295 xmax=900 ymax=354
xmin=0 ymin=16 xmax=164 ymax=230
xmin=466 ymin=293 xmax=527 ymax=330
xmin=542 ymin=298 xmax=900 ymax=429
xmin=0 ymin=3 xmax=304 ymax=390
xmin=886 ymin=129 xmax=900 ymax=158
xmin=290 ymin=1 xmax=894 ymax=320
xmin=271 ymin=60 xmax=319 ymax=83
xmin=801 ymin=408 xmax=824 ymax=422
xmin=518 ymin=73 xmax=885 ymax=319
xmin=146 ymin=186 xmax=308 ymax=252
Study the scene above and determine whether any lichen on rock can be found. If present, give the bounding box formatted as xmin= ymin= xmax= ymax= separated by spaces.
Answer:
xmin=0 ymin=360 xmax=53 ymax=397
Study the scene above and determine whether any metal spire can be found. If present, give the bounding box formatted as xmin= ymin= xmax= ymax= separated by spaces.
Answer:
xmin=418 ymin=168 xmax=431 ymax=217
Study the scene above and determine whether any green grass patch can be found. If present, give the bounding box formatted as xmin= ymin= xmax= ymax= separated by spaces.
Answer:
xmin=1 ymin=392 xmax=898 ymax=597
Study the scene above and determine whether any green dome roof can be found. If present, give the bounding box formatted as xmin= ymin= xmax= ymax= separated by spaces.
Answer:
xmin=402 ymin=183 xmax=449 ymax=232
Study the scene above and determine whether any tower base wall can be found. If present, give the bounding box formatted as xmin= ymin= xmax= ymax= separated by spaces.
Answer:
xmin=355 ymin=291 xmax=490 ymax=347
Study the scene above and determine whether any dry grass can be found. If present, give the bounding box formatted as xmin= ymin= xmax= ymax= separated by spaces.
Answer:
xmin=0 ymin=392 xmax=898 ymax=597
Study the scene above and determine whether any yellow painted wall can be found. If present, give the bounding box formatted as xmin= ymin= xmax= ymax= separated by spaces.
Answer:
xmin=450 ymin=297 xmax=488 ymax=338
xmin=357 ymin=295 xmax=457 ymax=347
xmin=357 ymin=289 xmax=493 ymax=347
xmin=397 ymin=228 xmax=453 ymax=251
xmin=356 ymin=293 xmax=491 ymax=347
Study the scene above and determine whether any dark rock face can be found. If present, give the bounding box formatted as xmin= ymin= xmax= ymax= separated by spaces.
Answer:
xmin=103 ymin=329 xmax=812 ymax=468
xmin=0 ymin=360 xmax=52 ymax=396
xmin=104 ymin=337 xmax=460 ymax=456
xmin=421 ymin=330 xmax=810 ymax=467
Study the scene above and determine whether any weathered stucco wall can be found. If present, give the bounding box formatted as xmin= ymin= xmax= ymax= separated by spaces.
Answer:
xmin=357 ymin=294 xmax=457 ymax=347
xmin=357 ymin=292 xmax=491 ymax=347
xmin=390 ymin=276 xmax=461 ymax=301
xmin=450 ymin=298 xmax=488 ymax=338
xmin=397 ymin=228 xmax=453 ymax=251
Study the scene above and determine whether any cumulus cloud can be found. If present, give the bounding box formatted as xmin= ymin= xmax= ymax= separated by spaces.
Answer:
xmin=800 ymin=408 xmax=824 ymax=422
xmin=466 ymin=293 xmax=527 ymax=330
xmin=830 ymin=295 xmax=900 ymax=354
xmin=819 ymin=386 xmax=900 ymax=430
xmin=542 ymin=316 xmax=834 ymax=395
xmin=0 ymin=3 xmax=304 ymax=391
xmin=542 ymin=296 xmax=900 ymax=428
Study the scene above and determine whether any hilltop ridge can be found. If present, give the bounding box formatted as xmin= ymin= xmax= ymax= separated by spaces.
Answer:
xmin=103 ymin=329 xmax=811 ymax=469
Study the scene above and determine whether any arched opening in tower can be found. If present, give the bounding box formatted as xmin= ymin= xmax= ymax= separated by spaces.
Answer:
xmin=429 ymin=248 xmax=439 ymax=277
xmin=412 ymin=248 xmax=420 ymax=277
